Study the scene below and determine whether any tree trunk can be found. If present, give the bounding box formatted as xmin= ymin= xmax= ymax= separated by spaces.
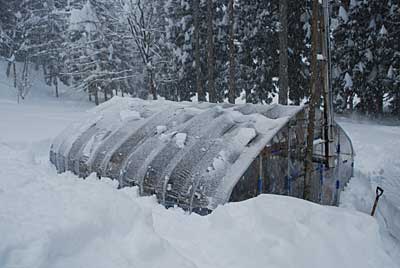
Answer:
xmin=6 ymin=62 xmax=11 ymax=78
xmin=94 ymin=90 xmax=99 ymax=105
xmin=376 ymin=92 xmax=383 ymax=114
xmin=94 ymin=84 xmax=99 ymax=106
xmin=303 ymin=0 xmax=320 ymax=202
xmin=245 ymin=88 xmax=251 ymax=103
xmin=20 ymin=59 xmax=28 ymax=99
xmin=12 ymin=62 xmax=17 ymax=88
xmin=207 ymin=0 xmax=216 ymax=103
xmin=193 ymin=0 xmax=205 ymax=102
xmin=88 ymin=85 xmax=92 ymax=101
xmin=228 ymin=0 xmax=235 ymax=104
xmin=278 ymin=0 xmax=289 ymax=105
xmin=348 ymin=93 xmax=354 ymax=111
xmin=342 ymin=0 xmax=350 ymax=10
xmin=54 ymin=77 xmax=59 ymax=98
xmin=149 ymin=69 xmax=157 ymax=100
xmin=104 ymin=87 xmax=108 ymax=101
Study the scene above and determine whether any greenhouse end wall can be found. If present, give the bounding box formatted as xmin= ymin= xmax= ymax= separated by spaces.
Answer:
xmin=229 ymin=109 xmax=354 ymax=206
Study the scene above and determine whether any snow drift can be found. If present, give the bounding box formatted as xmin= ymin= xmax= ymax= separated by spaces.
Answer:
xmin=0 ymin=169 xmax=395 ymax=268
xmin=0 ymin=84 xmax=397 ymax=268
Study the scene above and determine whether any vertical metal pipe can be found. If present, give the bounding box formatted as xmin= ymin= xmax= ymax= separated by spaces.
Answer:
xmin=335 ymin=128 xmax=342 ymax=206
xmin=319 ymin=162 xmax=324 ymax=203
xmin=258 ymin=155 xmax=263 ymax=194
xmin=322 ymin=0 xmax=335 ymax=168
xmin=287 ymin=126 xmax=291 ymax=195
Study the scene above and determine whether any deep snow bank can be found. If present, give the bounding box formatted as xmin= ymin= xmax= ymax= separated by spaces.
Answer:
xmin=0 ymin=88 xmax=397 ymax=268
xmin=155 ymin=195 xmax=395 ymax=268
xmin=338 ymin=118 xmax=400 ymax=244
xmin=0 ymin=169 xmax=396 ymax=268
xmin=0 ymin=139 xmax=396 ymax=268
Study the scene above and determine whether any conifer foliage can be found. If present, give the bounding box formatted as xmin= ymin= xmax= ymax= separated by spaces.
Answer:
xmin=0 ymin=0 xmax=398 ymax=117
xmin=332 ymin=0 xmax=400 ymax=116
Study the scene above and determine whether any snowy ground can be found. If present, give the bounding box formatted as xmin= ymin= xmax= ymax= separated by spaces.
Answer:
xmin=338 ymin=116 xmax=400 ymax=261
xmin=0 ymin=72 xmax=399 ymax=267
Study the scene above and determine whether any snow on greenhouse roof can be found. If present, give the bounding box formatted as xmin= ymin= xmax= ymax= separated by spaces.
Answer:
xmin=51 ymin=97 xmax=304 ymax=210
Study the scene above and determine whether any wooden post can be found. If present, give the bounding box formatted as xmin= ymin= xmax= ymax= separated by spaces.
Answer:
xmin=94 ymin=84 xmax=99 ymax=106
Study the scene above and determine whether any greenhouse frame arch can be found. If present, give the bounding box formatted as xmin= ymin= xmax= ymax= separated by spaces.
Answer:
xmin=50 ymin=97 xmax=354 ymax=214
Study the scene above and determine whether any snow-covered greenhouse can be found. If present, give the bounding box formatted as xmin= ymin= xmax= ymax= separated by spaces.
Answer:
xmin=50 ymin=97 xmax=354 ymax=214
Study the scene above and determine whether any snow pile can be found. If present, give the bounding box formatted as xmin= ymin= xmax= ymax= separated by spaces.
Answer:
xmin=0 ymin=132 xmax=396 ymax=268
xmin=156 ymin=195 xmax=395 ymax=268
xmin=339 ymin=117 xmax=400 ymax=259
xmin=0 ymin=148 xmax=396 ymax=268
xmin=0 ymin=93 xmax=398 ymax=267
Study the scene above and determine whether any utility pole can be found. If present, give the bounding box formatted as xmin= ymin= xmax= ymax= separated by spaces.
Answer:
xmin=303 ymin=0 xmax=320 ymax=201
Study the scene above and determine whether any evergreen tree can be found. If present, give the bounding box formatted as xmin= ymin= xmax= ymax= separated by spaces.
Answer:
xmin=0 ymin=0 xmax=20 ymax=58
xmin=332 ymin=0 xmax=400 ymax=115
xmin=287 ymin=0 xmax=311 ymax=105
xmin=237 ymin=0 xmax=278 ymax=104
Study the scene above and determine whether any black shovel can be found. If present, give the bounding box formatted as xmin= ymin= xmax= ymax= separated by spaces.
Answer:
xmin=371 ymin=186 xmax=384 ymax=217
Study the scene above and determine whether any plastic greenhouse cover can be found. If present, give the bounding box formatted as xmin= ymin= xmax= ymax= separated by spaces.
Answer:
xmin=51 ymin=97 xmax=304 ymax=209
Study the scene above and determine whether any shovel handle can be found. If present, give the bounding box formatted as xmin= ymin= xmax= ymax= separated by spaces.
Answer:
xmin=376 ymin=187 xmax=384 ymax=198
xmin=371 ymin=186 xmax=384 ymax=217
